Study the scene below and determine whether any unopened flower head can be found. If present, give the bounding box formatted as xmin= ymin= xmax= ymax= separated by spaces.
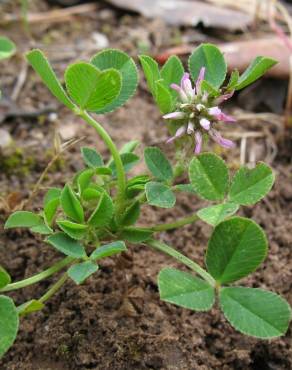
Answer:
xmin=163 ymin=68 xmax=235 ymax=154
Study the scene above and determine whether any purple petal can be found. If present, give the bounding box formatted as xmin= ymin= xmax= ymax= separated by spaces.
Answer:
xmin=194 ymin=131 xmax=202 ymax=154
xmin=208 ymin=107 xmax=235 ymax=123
xmin=195 ymin=67 xmax=206 ymax=95
xmin=210 ymin=129 xmax=235 ymax=149
xmin=170 ymin=83 xmax=181 ymax=92
xmin=180 ymin=73 xmax=190 ymax=88
xmin=163 ymin=111 xmax=186 ymax=120
xmin=199 ymin=118 xmax=210 ymax=131
xmin=166 ymin=125 xmax=186 ymax=143
xmin=170 ymin=83 xmax=188 ymax=103
xmin=181 ymin=73 xmax=195 ymax=100
xmin=215 ymin=91 xmax=234 ymax=105
xmin=218 ymin=112 xmax=236 ymax=123
xmin=208 ymin=106 xmax=221 ymax=117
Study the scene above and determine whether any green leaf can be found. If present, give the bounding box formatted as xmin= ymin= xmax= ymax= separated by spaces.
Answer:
xmin=120 ymin=201 xmax=140 ymax=226
xmin=68 ymin=261 xmax=98 ymax=284
xmin=44 ymin=187 xmax=61 ymax=205
xmin=120 ymin=227 xmax=153 ymax=242
xmin=139 ymin=55 xmax=160 ymax=96
xmin=88 ymin=192 xmax=114 ymax=228
xmin=154 ymin=80 xmax=174 ymax=114
xmin=189 ymin=153 xmax=229 ymax=201
xmin=82 ymin=188 xmax=102 ymax=201
xmin=26 ymin=49 xmax=75 ymax=109
xmin=0 ymin=296 xmax=19 ymax=358
xmin=120 ymin=153 xmax=140 ymax=172
xmin=4 ymin=211 xmax=42 ymax=229
xmin=44 ymin=197 xmax=60 ymax=226
xmin=81 ymin=147 xmax=104 ymax=168
xmin=197 ymin=203 xmax=239 ymax=226
xmin=90 ymin=241 xmax=127 ymax=260
xmin=144 ymin=147 xmax=173 ymax=181
xmin=158 ymin=268 xmax=215 ymax=311
xmin=17 ymin=300 xmax=44 ymax=317
xmin=91 ymin=49 xmax=138 ymax=113
xmin=226 ymin=70 xmax=239 ymax=90
xmin=146 ymin=182 xmax=176 ymax=208
xmin=235 ymin=56 xmax=277 ymax=90
xmin=160 ymin=55 xmax=184 ymax=94
xmin=229 ymin=162 xmax=275 ymax=206
xmin=47 ymin=232 xmax=86 ymax=258
xmin=60 ymin=184 xmax=84 ymax=223
xmin=220 ymin=287 xmax=291 ymax=339
xmin=174 ymin=184 xmax=197 ymax=194
xmin=0 ymin=36 xmax=16 ymax=60
xmin=200 ymin=80 xmax=220 ymax=97
xmin=30 ymin=220 xmax=53 ymax=235
xmin=77 ymin=168 xmax=95 ymax=194
xmin=96 ymin=167 xmax=113 ymax=176
xmin=126 ymin=184 xmax=146 ymax=198
xmin=206 ymin=217 xmax=268 ymax=284
xmin=188 ymin=44 xmax=227 ymax=89
xmin=64 ymin=62 xmax=121 ymax=111
xmin=120 ymin=140 xmax=140 ymax=154
xmin=126 ymin=175 xmax=150 ymax=197
xmin=109 ymin=153 xmax=139 ymax=176
xmin=57 ymin=220 xmax=88 ymax=240
xmin=0 ymin=267 xmax=11 ymax=289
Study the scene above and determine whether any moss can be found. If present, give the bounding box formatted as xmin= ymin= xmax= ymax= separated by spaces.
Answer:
xmin=0 ymin=148 xmax=36 ymax=176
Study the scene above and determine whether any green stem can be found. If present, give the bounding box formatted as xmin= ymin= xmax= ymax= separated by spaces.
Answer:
xmin=147 ymin=213 xmax=199 ymax=232
xmin=79 ymin=110 xmax=126 ymax=213
xmin=39 ymin=272 xmax=68 ymax=304
xmin=146 ymin=239 xmax=215 ymax=287
xmin=173 ymin=162 xmax=185 ymax=178
xmin=0 ymin=257 xmax=73 ymax=292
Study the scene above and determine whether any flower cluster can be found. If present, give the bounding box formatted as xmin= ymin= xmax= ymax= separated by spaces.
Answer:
xmin=163 ymin=68 xmax=235 ymax=154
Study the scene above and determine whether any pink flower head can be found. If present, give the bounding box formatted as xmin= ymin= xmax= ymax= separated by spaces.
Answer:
xmin=164 ymin=66 xmax=236 ymax=154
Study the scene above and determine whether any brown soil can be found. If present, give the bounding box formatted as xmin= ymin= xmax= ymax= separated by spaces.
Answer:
xmin=0 ymin=1 xmax=292 ymax=369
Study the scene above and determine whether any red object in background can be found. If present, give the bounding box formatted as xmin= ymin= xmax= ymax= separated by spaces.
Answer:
xmin=155 ymin=38 xmax=290 ymax=79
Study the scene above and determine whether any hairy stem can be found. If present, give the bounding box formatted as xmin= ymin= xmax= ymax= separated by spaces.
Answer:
xmin=173 ymin=162 xmax=185 ymax=178
xmin=147 ymin=213 xmax=199 ymax=232
xmin=0 ymin=257 xmax=74 ymax=292
xmin=39 ymin=272 xmax=68 ymax=304
xmin=79 ymin=110 xmax=127 ymax=213
xmin=145 ymin=239 xmax=215 ymax=286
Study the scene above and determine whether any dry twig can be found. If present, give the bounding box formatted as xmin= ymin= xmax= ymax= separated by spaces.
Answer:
xmin=21 ymin=136 xmax=85 ymax=210
xmin=1 ymin=3 xmax=97 ymax=25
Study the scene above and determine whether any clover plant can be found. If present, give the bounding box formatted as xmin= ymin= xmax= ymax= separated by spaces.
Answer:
xmin=0 ymin=36 xmax=16 ymax=61
xmin=0 ymin=44 xmax=291 ymax=358
xmin=0 ymin=36 xmax=16 ymax=98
